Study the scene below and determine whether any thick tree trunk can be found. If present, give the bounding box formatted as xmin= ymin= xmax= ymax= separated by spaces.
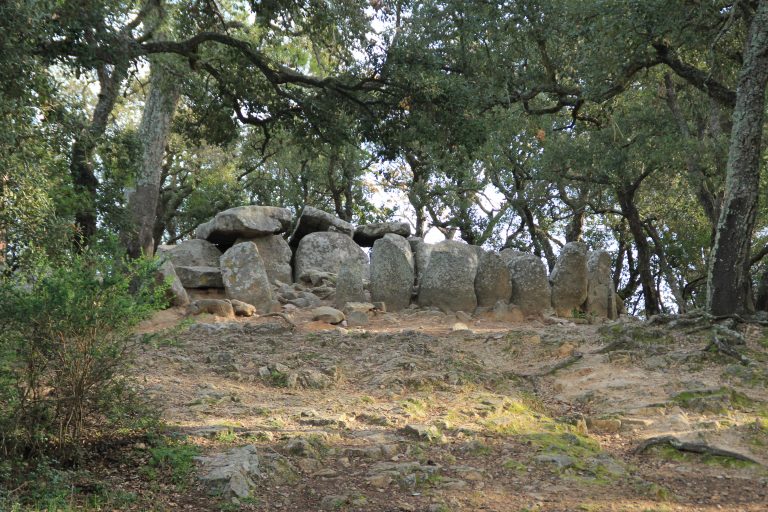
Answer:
xmin=124 ymin=58 xmax=180 ymax=258
xmin=707 ymin=1 xmax=768 ymax=315
xmin=71 ymin=63 xmax=127 ymax=242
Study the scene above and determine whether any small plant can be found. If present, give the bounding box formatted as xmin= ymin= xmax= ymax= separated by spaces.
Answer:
xmin=142 ymin=438 xmax=200 ymax=487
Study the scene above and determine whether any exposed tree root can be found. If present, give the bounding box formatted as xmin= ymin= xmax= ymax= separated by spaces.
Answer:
xmin=634 ymin=435 xmax=761 ymax=465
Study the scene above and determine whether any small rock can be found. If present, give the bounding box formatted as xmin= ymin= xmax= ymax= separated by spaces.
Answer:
xmin=311 ymin=306 xmax=345 ymax=324
xmin=455 ymin=311 xmax=473 ymax=323
xmin=534 ymin=453 xmax=575 ymax=469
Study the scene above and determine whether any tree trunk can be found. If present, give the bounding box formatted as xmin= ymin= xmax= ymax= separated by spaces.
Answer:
xmin=707 ymin=1 xmax=768 ymax=315
xmin=71 ymin=63 xmax=127 ymax=242
xmin=124 ymin=58 xmax=180 ymax=258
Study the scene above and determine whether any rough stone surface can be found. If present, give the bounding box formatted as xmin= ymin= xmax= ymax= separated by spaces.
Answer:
xmin=294 ymin=232 xmax=368 ymax=283
xmin=417 ymin=240 xmax=478 ymax=313
xmin=474 ymin=251 xmax=513 ymax=308
xmin=354 ymin=222 xmax=411 ymax=247
xmin=195 ymin=445 xmax=261 ymax=498
xmin=492 ymin=301 xmax=524 ymax=323
xmin=175 ymin=265 xmax=224 ymax=289
xmin=157 ymin=260 xmax=190 ymax=307
xmin=408 ymin=237 xmax=433 ymax=288
xmin=334 ymin=259 xmax=366 ymax=309
xmin=220 ymin=242 xmax=273 ymax=313
xmin=235 ymin=235 xmax=292 ymax=284
xmin=370 ymin=234 xmax=414 ymax=311
xmin=187 ymin=299 xmax=235 ymax=318
xmin=499 ymin=248 xmax=525 ymax=263
xmin=585 ymin=250 xmax=618 ymax=319
xmin=506 ymin=253 xmax=551 ymax=315
xmin=289 ymin=206 xmax=354 ymax=248
xmin=158 ymin=239 xmax=222 ymax=268
xmin=311 ymin=306 xmax=345 ymax=324
xmin=550 ymin=242 xmax=589 ymax=317
xmin=196 ymin=205 xmax=292 ymax=245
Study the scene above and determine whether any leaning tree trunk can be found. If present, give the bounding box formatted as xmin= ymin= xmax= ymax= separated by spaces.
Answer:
xmin=707 ymin=1 xmax=768 ymax=316
xmin=124 ymin=57 xmax=180 ymax=258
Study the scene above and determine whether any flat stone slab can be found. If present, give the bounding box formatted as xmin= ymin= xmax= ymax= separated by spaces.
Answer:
xmin=175 ymin=265 xmax=224 ymax=288
xmin=196 ymin=206 xmax=292 ymax=246
xmin=353 ymin=221 xmax=411 ymax=247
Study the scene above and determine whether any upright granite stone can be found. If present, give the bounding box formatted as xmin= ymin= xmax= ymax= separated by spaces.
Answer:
xmin=196 ymin=206 xmax=292 ymax=246
xmin=158 ymin=239 xmax=222 ymax=268
xmin=293 ymin=232 xmax=368 ymax=283
xmin=499 ymin=248 xmax=525 ymax=263
xmin=408 ymin=237 xmax=433 ymax=288
xmin=157 ymin=260 xmax=190 ymax=307
xmin=235 ymin=235 xmax=292 ymax=284
xmin=550 ymin=242 xmax=588 ymax=317
xmin=354 ymin=222 xmax=411 ymax=247
xmin=335 ymin=259 xmax=366 ymax=309
xmin=585 ymin=250 xmax=618 ymax=319
xmin=370 ymin=234 xmax=414 ymax=311
xmin=175 ymin=266 xmax=224 ymax=288
xmin=417 ymin=240 xmax=478 ymax=313
xmin=219 ymin=242 xmax=273 ymax=313
xmin=289 ymin=206 xmax=354 ymax=248
xmin=474 ymin=251 xmax=513 ymax=308
xmin=506 ymin=253 xmax=551 ymax=316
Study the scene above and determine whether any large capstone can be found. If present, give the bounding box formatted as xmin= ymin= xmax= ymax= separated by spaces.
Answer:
xmin=417 ymin=240 xmax=478 ymax=313
xmin=354 ymin=222 xmax=411 ymax=247
xmin=550 ymin=242 xmax=588 ymax=317
xmin=236 ymin=235 xmax=292 ymax=284
xmin=335 ymin=259 xmax=366 ymax=309
xmin=585 ymin=250 xmax=618 ymax=319
xmin=288 ymin=206 xmax=354 ymax=249
xmin=474 ymin=251 xmax=513 ymax=308
xmin=219 ymin=242 xmax=273 ymax=313
xmin=370 ymin=234 xmax=414 ymax=311
xmin=157 ymin=239 xmax=222 ymax=268
xmin=175 ymin=265 xmax=224 ymax=288
xmin=196 ymin=206 xmax=292 ymax=246
xmin=293 ymin=232 xmax=368 ymax=284
xmin=506 ymin=253 xmax=551 ymax=316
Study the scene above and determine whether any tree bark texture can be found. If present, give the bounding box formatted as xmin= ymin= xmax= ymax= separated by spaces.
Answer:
xmin=707 ymin=1 xmax=768 ymax=315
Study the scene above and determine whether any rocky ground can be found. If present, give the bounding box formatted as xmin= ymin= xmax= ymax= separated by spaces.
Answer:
xmin=86 ymin=308 xmax=768 ymax=511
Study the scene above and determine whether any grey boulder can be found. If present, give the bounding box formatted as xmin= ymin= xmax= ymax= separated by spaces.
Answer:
xmin=370 ymin=234 xmax=414 ymax=311
xmin=220 ymin=242 xmax=273 ymax=313
xmin=335 ymin=259 xmax=367 ymax=309
xmin=157 ymin=260 xmax=190 ymax=307
xmin=196 ymin=205 xmax=292 ymax=245
xmin=158 ymin=239 xmax=222 ymax=268
xmin=550 ymin=242 xmax=588 ymax=317
xmin=354 ymin=221 xmax=411 ymax=247
xmin=288 ymin=206 xmax=354 ymax=248
xmin=506 ymin=253 xmax=551 ymax=315
xmin=235 ymin=235 xmax=292 ymax=284
xmin=175 ymin=265 xmax=224 ymax=289
xmin=294 ymin=232 xmax=368 ymax=283
xmin=585 ymin=250 xmax=618 ymax=319
xmin=474 ymin=251 xmax=512 ymax=308
xmin=417 ymin=240 xmax=478 ymax=313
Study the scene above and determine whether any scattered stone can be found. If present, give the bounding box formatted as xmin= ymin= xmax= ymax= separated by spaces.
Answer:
xmin=354 ymin=221 xmax=411 ymax=247
xmin=505 ymin=253 xmax=551 ymax=315
xmin=235 ymin=235 xmax=292 ymax=284
xmin=196 ymin=445 xmax=261 ymax=498
xmin=417 ymin=240 xmax=478 ymax=313
xmin=229 ymin=299 xmax=256 ymax=317
xmin=294 ymin=232 xmax=368 ymax=283
xmin=334 ymin=260 xmax=366 ymax=308
xmin=196 ymin=205 xmax=292 ymax=246
xmin=188 ymin=299 xmax=235 ymax=318
xmin=346 ymin=310 xmax=369 ymax=327
xmin=455 ymin=310 xmax=472 ymax=323
xmin=371 ymin=234 xmax=414 ymax=311
xmin=475 ymin=251 xmax=513 ymax=308
xmin=289 ymin=206 xmax=355 ymax=248
xmin=220 ymin=242 xmax=273 ymax=313
xmin=175 ymin=265 xmax=224 ymax=288
xmin=402 ymin=423 xmax=442 ymax=442
xmin=534 ymin=453 xmax=575 ymax=469
xmin=311 ymin=306 xmax=345 ymax=324
xmin=550 ymin=242 xmax=589 ymax=317
xmin=157 ymin=260 xmax=190 ymax=307
xmin=585 ymin=250 xmax=619 ymax=319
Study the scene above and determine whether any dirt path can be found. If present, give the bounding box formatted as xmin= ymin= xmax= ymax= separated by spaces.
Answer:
xmin=125 ymin=309 xmax=768 ymax=511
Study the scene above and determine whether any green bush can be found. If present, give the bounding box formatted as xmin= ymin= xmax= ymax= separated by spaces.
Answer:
xmin=0 ymin=245 xmax=168 ymax=460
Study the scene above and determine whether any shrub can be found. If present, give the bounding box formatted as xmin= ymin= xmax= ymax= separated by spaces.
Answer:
xmin=0 ymin=245 xmax=168 ymax=461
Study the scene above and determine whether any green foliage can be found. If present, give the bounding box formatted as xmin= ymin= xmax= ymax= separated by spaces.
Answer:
xmin=142 ymin=438 xmax=200 ymax=487
xmin=0 ymin=242 xmax=168 ymax=460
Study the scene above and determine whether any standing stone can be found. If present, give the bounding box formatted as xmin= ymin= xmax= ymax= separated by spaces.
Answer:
xmin=585 ymin=250 xmax=618 ymax=319
xmin=175 ymin=266 xmax=224 ymax=288
xmin=474 ymin=251 xmax=513 ymax=308
xmin=335 ymin=259 xmax=366 ymax=309
xmin=157 ymin=260 xmax=190 ymax=307
xmin=370 ymin=234 xmax=414 ymax=311
xmin=550 ymin=242 xmax=589 ymax=317
xmin=506 ymin=253 xmax=551 ymax=315
xmin=196 ymin=205 xmax=292 ymax=246
xmin=499 ymin=248 xmax=524 ymax=263
xmin=294 ymin=232 xmax=368 ymax=283
xmin=219 ymin=242 xmax=273 ymax=313
xmin=417 ymin=240 xmax=478 ymax=313
xmin=158 ymin=239 xmax=222 ymax=268
xmin=235 ymin=235 xmax=292 ymax=284
xmin=354 ymin=222 xmax=411 ymax=247
xmin=289 ymin=206 xmax=355 ymax=248
xmin=408 ymin=237 xmax=433 ymax=289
